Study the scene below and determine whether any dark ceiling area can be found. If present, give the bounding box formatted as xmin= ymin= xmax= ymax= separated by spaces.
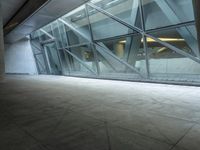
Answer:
xmin=2 ymin=0 xmax=89 ymax=43
xmin=1 ymin=0 xmax=27 ymax=26
xmin=3 ymin=0 xmax=49 ymax=35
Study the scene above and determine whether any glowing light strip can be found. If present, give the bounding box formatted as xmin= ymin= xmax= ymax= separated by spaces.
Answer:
xmin=119 ymin=38 xmax=185 ymax=44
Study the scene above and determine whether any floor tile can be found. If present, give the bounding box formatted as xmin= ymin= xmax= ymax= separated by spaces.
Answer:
xmin=173 ymin=124 xmax=200 ymax=150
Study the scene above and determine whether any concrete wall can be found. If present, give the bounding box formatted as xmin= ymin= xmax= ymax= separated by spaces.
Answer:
xmin=5 ymin=38 xmax=38 ymax=75
xmin=0 ymin=2 xmax=5 ymax=79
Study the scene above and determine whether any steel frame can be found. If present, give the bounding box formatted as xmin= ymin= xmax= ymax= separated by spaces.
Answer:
xmin=87 ymin=2 xmax=200 ymax=64
xmin=30 ymin=0 xmax=200 ymax=83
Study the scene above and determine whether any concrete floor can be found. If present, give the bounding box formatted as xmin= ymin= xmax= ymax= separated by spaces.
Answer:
xmin=0 ymin=75 xmax=200 ymax=150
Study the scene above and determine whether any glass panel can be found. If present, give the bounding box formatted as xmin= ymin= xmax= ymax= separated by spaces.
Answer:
xmin=147 ymin=37 xmax=200 ymax=81
xmin=51 ymin=21 xmax=63 ymax=49
xmin=58 ymin=49 xmax=70 ymax=75
xmin=30 ymin=31 xmax=40 ymax=40
xmin=91 ymin=0 xmax=142 ymax=29
xmin=35 ymin=54 xmax=48 ymax=74
xmin=95 ymin=34 xmax=146 ymax=77
xmin=67 ymin=44 xmax=97 ymax=76
xmin=87 ymin=5 xmax=135 ymax=40
xmin=39 ymin=24 xmax=53 ymax=42
xmin=44 ymin=43 xmax=62 ymax=75
xmin=147 ymin=25 xmax=199 ymax=58
xmin=61 ymin=5 xmax=91 ymax=46
xmin=142 ymin=0 xmax=195 ymax=30
xmin=30 ymin=0 xmax=200 ymax=83
xmin=58 ymin=22 xmax=68 ymax=48
xmin=31 ymin=39 xmax=43 ymax=54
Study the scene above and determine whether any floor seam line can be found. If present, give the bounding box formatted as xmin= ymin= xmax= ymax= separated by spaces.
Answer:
xmin=168 ymin=123 xmax=197 ymax=150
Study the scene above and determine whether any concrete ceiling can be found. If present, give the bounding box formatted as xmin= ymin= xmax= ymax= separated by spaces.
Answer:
xmin=2 ymin=0 xmax=27 ymax=26
xmin=3 ymin=0 xmax=89 ymax=43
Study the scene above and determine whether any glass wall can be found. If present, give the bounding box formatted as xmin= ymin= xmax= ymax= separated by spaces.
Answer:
xmin=30 ymin=0 xmax=200 ymax=83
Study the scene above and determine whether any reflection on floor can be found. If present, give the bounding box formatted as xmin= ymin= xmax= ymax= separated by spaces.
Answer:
xmin=0 ymin=75 xmax=200 ymax=150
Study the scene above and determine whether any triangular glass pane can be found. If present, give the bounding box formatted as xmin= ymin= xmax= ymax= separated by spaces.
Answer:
xmin=51 ymin=21 xmax=64 ymax=49
xmin=147 ymin=37 xmax=200 ymax=82
xmin=87 ymin=5 xmax=137 ymax=40
xmin=142 ymin=0 xmax=195 ymax=30
xmin=30 ymin=31 xmax=40 ymax=40
xmin=44 ymin=43 xmax=62 ymax=75
xmin=90 ymin=0 xmax=142 ymax=29
xmin=67 ymin=45 xmax=97 ymax=75
xmin=40 ymin=24 xmax=53 ymax=41
xmin=61 ymin=5 xmax=91 ymax=46
xmin=94 ymin=35 xmax=146 ymax=77
xmin=35 ymin=54 xmax=47 ymax=74
xmin=58 ymin=50 xmax=70 ymax=76
xmin=31 ymin=39 xmax=43 ymax=54
xmin=96 ymin=34 xmax=146 ymax=76
xmin=148 ymin=25 xmax=199 ymax=58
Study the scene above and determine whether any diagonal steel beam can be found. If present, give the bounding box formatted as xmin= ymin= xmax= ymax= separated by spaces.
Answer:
xmin=124 ymin=0 xmax=141 ymax=64
xmin=58 ymin=18 xmax=91 ymax=42
xmin=97 ymin=42 xmax=127 ymax=71
xmin=146 ymin=34 xmax=200 ymax=64
xmin=35 ymin=55 xmax=46 ymax=72
xmin=87 ymin=2 xmax=142 ymax=33
xmin=63 ymin=48 xmax=97 ymax=75
xmin=96 ymin=43 xmax=145 ymax=78
xmin=88 ymin=2 xmax=200 ymax=64
xmin=59 ymin=17 xmax=120 ymax=73
xmin=154 ymin=0 xmax=199 ymax=57
xmin=30 ymin=41 xmax=42 ymax=52
xmin=40 ymin=29 xmax=55 ymax=40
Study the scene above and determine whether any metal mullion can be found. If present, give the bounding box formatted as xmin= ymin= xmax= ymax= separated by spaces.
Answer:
xmin=64 ymin=48 xmax=97 ymax=75
xmin=142 ymin=35 xmax=150 ymax=78
xmin=146 ymin=34 xmax=200 ymax=64
xmin=35 ymin=55 xmax=46 ymax=73
xmin=33 ymin=55 xmax=41 ymax=74
xmin=34 ymin=52 xmax=43 ymax=55
xmin=93 ymin=32 xmax=141 ymax=43
xmin=85 ymin=4 xmax=100 ymax=76
xmin=146 ymin=21 xmax=195 ymax=34
xmin=38 ymin=34 xmax=51 ymax=74
xmin=57 ymin=20 xmax=71 ymax=75
xmin=139 ymin=0 xmax=150 ymax=78
xmin=88 ymin=2 xmax=200 ymax=64
xmin=124 ymin=37 xmax=133 ymax=63
xmin=40 ymin=39 xmax=56 ymax=45
xmin=145 ymin=33 xmax=200 ymax=64
xmin=87 ymin=2 xmax=143 ymax=33
xmin=95 ymin=43 xmax=145 ymax=78
xmin=50 ymin=23 xmax=64 ymax=75
xmin=40 ymin=29 xmax=55 ymax=40
xmin=63 ymin=22 xmax=73 ymax=73
xmin=43 ymin=45 xmax=52 ymax=74
xmin=59 ymin=42 xmax=91 ymax=50
xmin=58 ymin=18 xmax=91 ymax=42
xmin=30 ymin=41 xmax=42 ymax=52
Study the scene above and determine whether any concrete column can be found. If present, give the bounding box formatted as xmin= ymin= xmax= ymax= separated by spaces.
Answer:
xmin=0 ymin=1 xmax=5 ymax=79
xmin=114 ymin=43 xmax=124 ymax=59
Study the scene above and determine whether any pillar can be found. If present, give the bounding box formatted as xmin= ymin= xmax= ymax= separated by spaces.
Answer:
xmin=0 ymin=1 xmax=5 ymax=79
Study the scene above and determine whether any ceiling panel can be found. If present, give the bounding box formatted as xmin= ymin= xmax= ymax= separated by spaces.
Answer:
xmin=5 ymin=0 xmax=89 ymax=43
xmin=2 ymin=0 xmax=27 ymax=26
xmin=4 ymin=0 xmax=49 ymax=35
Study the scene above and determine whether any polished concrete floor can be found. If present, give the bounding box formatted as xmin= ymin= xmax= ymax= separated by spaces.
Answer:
xmin=0 ymin=75 xmax=200 ymax=150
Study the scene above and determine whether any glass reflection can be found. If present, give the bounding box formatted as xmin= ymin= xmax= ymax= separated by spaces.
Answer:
xmin=30 ymin=0 xmax=200 ymax=83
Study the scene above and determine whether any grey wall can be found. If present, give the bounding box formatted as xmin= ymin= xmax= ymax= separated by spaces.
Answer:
xmin=0 ymin=2 xmax=5 ymax=79
xmin=5 ymin=38 xmax=38 ymax=75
